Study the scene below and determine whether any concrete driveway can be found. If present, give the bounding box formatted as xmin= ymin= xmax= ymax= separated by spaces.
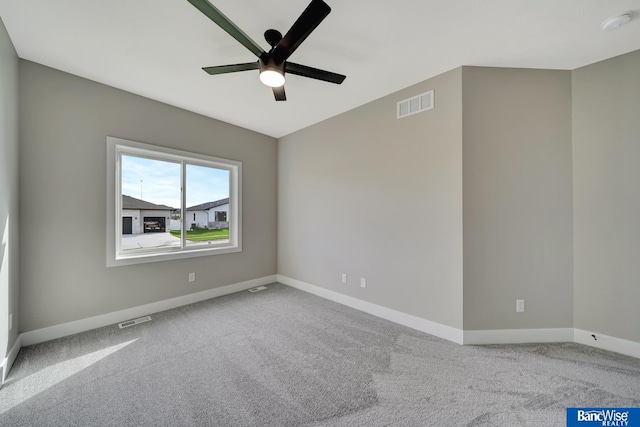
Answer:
xmin=121 ymin=232 xmax=180 ymax=250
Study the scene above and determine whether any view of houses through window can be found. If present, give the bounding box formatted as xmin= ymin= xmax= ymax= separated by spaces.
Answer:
xmin=120 ymin=154 xmax=231 ymax=253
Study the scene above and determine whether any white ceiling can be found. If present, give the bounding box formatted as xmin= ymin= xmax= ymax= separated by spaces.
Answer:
xmin=1 ymin=0 xmax=639 ymax=138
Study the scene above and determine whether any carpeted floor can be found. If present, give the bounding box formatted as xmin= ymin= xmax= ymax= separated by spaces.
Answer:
xmin=1 ymin=283 xmax=639 ymax=426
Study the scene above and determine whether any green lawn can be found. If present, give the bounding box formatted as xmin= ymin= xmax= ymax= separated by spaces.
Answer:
xmin=170 ymin=228 xmax=229 ymax=241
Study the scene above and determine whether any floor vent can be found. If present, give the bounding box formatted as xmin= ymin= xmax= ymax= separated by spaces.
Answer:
xmin=397 ymin=90 xmax=434 ymax=118
xmin=118 ymin=316 xmax=152 ymax=329
xmin=248 ymin=286 xmax=268 ymax=293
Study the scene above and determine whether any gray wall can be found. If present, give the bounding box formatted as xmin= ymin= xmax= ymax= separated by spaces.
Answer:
xmin=278 ymin=68 xmax=464 ymax=329
xmin=462 ymin=67 xmax=574 ymax=330
xmin=572 ymin=50 xmax=640 ymax=342
xmin=11 ymin=41 xmax=640 ymax=346
xmin=19 ymin=61 xmax=277 ymax=332
xmin=0 ymin=18 xmax=19 ymax=362
xmin=278 ymin=66 xmax=575 ymax=333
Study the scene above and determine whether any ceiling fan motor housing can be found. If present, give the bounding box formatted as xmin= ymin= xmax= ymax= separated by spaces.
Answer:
xmin=258 ymin=55 xmax=286 ymax=87
xmin=259 ymin=55 xmax=285 ymax=75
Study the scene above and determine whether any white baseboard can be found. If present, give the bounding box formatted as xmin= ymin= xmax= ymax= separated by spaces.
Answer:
xmin=9 ymin=273 xmax=640 ymax=374
xmin=20 ymin=275 xmax=277 ymax=347
xmin=276 ymin=276 xmax=640 ymax=359
xmin=277 ymin=275 xmax=464 ymax=344
xmin=276 ymin=276 xmax=595 ymax=350
xmin=1 ymin=335 xmax=21 ymax=386
xmin=574 ymin=328 xmax=640 ymax=359
xmin=463 ymin=328 xmax=574 ymax=345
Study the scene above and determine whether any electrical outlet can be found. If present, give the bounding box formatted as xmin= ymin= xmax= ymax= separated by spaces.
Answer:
xmin=516 ymin=300 xmax=525 ymax=313
xmin=188 ymin=272 xmax=196 ymax=282
xmin=360 ymin=278 xmax=367 ymax=288
xmin=341 ymin=273 xmax=347 ymax=283
xmin=9 ymin=313 xmax=12 ymax=331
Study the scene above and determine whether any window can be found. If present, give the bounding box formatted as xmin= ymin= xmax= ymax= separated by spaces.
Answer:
xmin=106 ymin=137 xmax=241 ymax=266
xmin=215 ymin=211 xmax=227 ymax=222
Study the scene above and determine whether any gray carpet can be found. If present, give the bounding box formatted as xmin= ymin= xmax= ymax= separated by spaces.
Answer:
xmin=1 ymin=283 xmax=639 ymax=426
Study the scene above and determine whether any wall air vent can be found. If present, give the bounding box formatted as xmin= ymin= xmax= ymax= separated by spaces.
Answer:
xmin=397 ymin=90 xmax=434 ymax=118
xmin=118 ymin=316 xmax=152 ymax=329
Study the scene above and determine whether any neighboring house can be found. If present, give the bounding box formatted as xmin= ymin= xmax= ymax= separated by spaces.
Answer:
xmin=186 ymin=198 xmax=229 ymax=230
xmin=122 ymin=195 xmax=174 ymax=234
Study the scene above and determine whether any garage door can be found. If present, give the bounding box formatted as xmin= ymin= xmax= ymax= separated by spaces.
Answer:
xmin=122 ymin=217 xmax=133 ymax=234
xmin=143 ymin=216 xmax=166 ymax=233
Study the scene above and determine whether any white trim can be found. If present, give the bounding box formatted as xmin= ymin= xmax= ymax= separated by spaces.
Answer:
xmin=20 ymin=275 xmax=276 ymax=346
xmin=463 ymin=328 xmax=574 ymax=345
xmin=277 ymin=275 xmax=464 ymax=344
xmin=106 ymin=136 xmax=242 ymax=267
xmin=8 ymin=275 xmax=640 ymax=372
xmin=574 ymin=328 xmax=640 ymax=359
xmin=276 ymin=276 xmax=639 ymax=359
xmin=1 ymin=335 xmax=21 ymax=385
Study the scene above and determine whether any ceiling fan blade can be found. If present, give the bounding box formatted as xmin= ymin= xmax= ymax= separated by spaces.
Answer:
xmin=272 ymin=86 xmax=286 ymax=101
xmin=285 ymin=62 xmax=346 ymax=84
xmin=187 ymin=0 xmax=265 ymax=58
xmin=272 ymin=0 xmax=331 ymax=62
xmin=202 ymin=62 xmax=259 ymax=75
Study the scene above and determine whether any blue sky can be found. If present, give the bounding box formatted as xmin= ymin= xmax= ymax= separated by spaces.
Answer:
xmin=121 ymin=155 xmax=229 ymax=208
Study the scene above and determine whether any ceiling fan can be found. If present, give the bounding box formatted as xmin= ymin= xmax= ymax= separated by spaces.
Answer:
xmin=187 ymin=0 xmax=346 ymax=101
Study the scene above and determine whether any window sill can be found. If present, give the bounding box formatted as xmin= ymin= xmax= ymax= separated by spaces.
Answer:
xmin=107 ymin=244 xmax=241 ymax=267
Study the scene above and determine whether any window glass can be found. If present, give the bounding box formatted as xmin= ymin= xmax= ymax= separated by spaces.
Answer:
xmin=184 ymin=164 xmax=230 ymax=248
xmin=120 ymin=155 xmax=181 ymax=253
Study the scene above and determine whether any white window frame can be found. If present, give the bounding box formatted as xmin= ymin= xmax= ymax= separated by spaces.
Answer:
xmin=106 ymin=136 xmax=242 ymax=267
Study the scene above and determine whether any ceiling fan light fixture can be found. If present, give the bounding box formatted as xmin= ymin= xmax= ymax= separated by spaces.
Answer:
xmin=601 ymin=11 xmax=632 ymax=31
xmin=259 ymin=69 xmax=285 ymax=87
